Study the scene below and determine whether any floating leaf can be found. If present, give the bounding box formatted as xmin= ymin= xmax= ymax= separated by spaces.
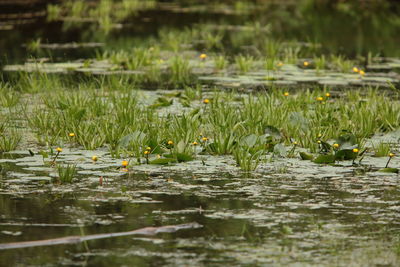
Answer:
xmin=149 ymin=158 xmax=177 ymax=165
xmin=299 ymin=152 xmax=314 ymax=160
xmin=378 ymin=168 xmax=399 ymax=173
xmin=176 ymin=153 xmax=193 ymax=162
xmin=335 ymin=149 xmax=357 ymax=161
xmin=149 ymin=97 xmax=173 ymax=108
xmin=314 ymin=154 xmax=335 ymax=164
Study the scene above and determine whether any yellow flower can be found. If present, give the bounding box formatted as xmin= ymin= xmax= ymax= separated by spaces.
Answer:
xmin=203 ymin=99 xmax=210 ymax=104
xmin=192 ymin=141 xmax=198 ymax=146
xmin=283 ymin=92 xmax=289 ymax=97
xmin=317 ymin=140 xmax=321 ymax=144
xmin=389 ymin=153 xmax=395 ymax=157
xmin=292 ymin=141 xmax=298 ymax=145
xmin=317 ymin=133 xmax=322 ymax=138
xmin=68 ymin=133 xmax=75 ymax=137
xmin=352 ymin=67 xmax=359 ymax=73
xmin=202 ymin=137 xmax=208 ymax=142
xmin=146 ymin=146 xmax=151 ymax=151
xmin=352 ymin=148 xmax=359 ymax=153
xmin=199 ymin=53 xmax=207 ymax=60
xmin=325 ymin=92 xmax=331 ymax=97
xmin=333 ymin=143 xmax=340 ymax=149
xmin=359 ymin=70 xmax=365 ymax=76
xmin=167 ymin=140 xmax=173 ymax=145
xmin=316 ymin=96 xmax=324 ymax=101
xmin=56 ymin=147 xmax=62 ymax=153
xmin=144 ymin=150 xmax=150 ymax=155
xmin=303 ymin=61 xmax=309 ymax=67
xmin=92 ymin=155 xmax=98 ymax=162
xmin=122 ymin=160 xmax=129 ymax=167
xmin=277 ymin=62 xmax=284 ymax=67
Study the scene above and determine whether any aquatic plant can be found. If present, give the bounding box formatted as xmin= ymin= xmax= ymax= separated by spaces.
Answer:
xmin=214 ymin=55 xmax=227 ymax=71
xmin=0 ymin=130 xmax=21 ymax=153
xmin=57 ymin=164 xmax=77 ymax=184
xmin=372 ymin=142 xmax=391 ymax=157
xmin=169 ymin=56 xmax=192 ymax=85
xmin=235 ymin=55 xmax=254 ymax=73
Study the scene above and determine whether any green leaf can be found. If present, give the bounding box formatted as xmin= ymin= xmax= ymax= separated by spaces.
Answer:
xmin=299 ymin=152 xmax=314 ymax=160
xmin=176 ymin=153 xmax=193 ymax=162
xmin=264 ymin=125 xmax=281 ymax=140
xmin=314 ymin=154 xmax=336 ymax=164
xmin=149 ymin=158 xmax=177 ymax=165
xmin=335 ymin=149 xmax=357 ymax=160
xmin=379 ymin=168 xmax=399 ymax=173
xmin=176 ymin=140 xmax=186 ymax=153
xmin=149 ymin=97 xmax=173 ymax=108
xmin=242 ymin=134 xmax=258 ymax=148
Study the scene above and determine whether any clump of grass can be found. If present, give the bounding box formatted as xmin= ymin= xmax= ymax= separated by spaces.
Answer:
xmin=331 ymin=55 xmax=354 ymax=72
xmin=214 ymin=55 xmax=227 ymax=71
xmin=47 ymin=4 xmax=61 ymax=21
xmin=233 ymin=149 xmax=263 ymax=172
xmin=57 ymin=164 xmax=77 ymax=184
xmin=314 ymin=55 xmax=326 ymax=72
xmin=169 ymin=56 xmax=192 ymax=85
xmin=0 ymin=130 xmax=21 ymax=153
xmin=372 ymin=142 xmax=391 ymax=157
xmin=27 ymin=38 xmax=41 ymax=52
xmin=235 ymin=55 xmax=254 ymax=73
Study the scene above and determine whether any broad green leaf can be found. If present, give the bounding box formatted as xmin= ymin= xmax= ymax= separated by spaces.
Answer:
xmin=314 ymin=154 xmax=336 ymax=164
xmin=149 ymin=158 xmax=177 ymax=165
xmin=242 ymin=134 xmax=258 ymax=148
xmin=379 ymin=168 xmax=399 ymax=173
xmin=176 ymin=153 xmax=193 ymax=162
xmin=335 ymin=149 xmax=357 ymax=160
xmin=299 ymin=152 xmax=314 ymax=160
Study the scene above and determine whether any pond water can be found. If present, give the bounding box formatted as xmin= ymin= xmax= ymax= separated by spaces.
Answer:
xmin=1 ymin=1 xmax=400 ymax=266
xmin=1 ymin=150 xmax=400 ymax=266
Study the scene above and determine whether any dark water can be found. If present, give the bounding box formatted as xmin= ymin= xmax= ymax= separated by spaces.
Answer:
xmin=1 ymin=154 xmax=400 ymax=265
xmin=1 ymin=1 xmax=400 ymax=65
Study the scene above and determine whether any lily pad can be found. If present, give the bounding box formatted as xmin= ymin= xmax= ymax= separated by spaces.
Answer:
xmin=299 ymin=152 xmax=314 ymax=160
xmin=313 ymin=154 xmax=336 ymax=164
xmin=149 ymin=158 xmax=177 ymax=165
xmin=335 ymin=149 xmax=357 ymax=161
xmin=378 ymin=168 xmax=399 ymax=173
